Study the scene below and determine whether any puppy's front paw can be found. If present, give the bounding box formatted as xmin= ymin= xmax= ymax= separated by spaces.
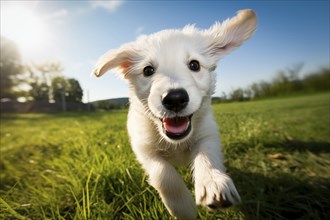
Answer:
xmin=195 ymin=170 xmax=240 ymax=209
xmin=162 ymin=192 xmax=197 ymax=220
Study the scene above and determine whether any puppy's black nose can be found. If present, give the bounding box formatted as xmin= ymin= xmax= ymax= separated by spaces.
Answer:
xmin=162 ymin=89 xmax=189 ymax=112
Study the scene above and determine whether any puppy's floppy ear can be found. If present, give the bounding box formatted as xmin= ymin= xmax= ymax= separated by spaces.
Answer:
xmin=92 ymin=43 xmax=140 ymax=78
xmin=206 ymin=9 xmax=257 ymax=58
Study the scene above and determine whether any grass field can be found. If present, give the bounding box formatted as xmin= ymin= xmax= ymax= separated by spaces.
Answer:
xmin=1 ymin=93 xmax=329 ymax=220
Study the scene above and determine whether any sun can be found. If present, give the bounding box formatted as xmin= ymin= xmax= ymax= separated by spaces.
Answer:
xmin=1 ymin=3 xmax=50 ymax=59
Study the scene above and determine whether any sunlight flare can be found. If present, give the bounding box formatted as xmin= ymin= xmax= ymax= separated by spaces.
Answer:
xmin=1 ymin=4 xmax=50 ymax=59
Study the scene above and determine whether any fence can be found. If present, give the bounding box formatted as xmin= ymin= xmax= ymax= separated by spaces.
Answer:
xmin=0 ymin=101 xmax=91 ymax=113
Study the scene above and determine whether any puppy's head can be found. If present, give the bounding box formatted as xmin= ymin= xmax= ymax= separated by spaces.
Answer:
xmin=93 ymin=9 xmax=257 ymax=143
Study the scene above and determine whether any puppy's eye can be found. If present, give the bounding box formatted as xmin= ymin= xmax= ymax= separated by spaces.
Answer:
xmin=188 ymin=60 xmax=200 ymax=72
xmin=143 ymin=66 xmax=155 ymax=77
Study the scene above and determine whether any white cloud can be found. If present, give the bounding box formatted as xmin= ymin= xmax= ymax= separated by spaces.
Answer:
xmin=48 ymin=8 xmax=68 ymax=19
xmin=45 ymin=8 xmax=68 ymax=24
xmin=135 ymin=26 xmax=144 ymax=35
xmin=90 ymin=0 xmax=124 ymax=12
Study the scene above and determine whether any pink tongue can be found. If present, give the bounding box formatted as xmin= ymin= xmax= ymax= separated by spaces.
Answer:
xmin=163 ymin=117 xmax=189 ymax=134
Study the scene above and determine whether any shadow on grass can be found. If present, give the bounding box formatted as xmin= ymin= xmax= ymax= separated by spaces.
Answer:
xmin=230 ymin=167 xmax=330 ymax=220
xmin=223 ymin=138 xmax=330 ymax=219
xmin=279 ymin=139 xmax=330 ymax=153
xmin=101 ymin=170 xmax=170 ymax=220
xmin=101 ymin=167 xmax=330 ymax=220
xmin=90 ymin=138 xmax=330 ymax=220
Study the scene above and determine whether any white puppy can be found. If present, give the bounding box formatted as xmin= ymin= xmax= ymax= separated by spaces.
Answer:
xmin=93 ymin=9 xmax=257 ymax=219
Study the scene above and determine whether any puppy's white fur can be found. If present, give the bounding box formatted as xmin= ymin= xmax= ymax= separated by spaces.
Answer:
xmin=93 ymin=9 xmax=257 ymax=219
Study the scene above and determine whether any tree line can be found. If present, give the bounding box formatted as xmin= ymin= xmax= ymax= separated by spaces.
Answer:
xmin=0 ymin=37 xmax=83 ymax=103
xmin=215 ymin=63 xmax=329 ymax=103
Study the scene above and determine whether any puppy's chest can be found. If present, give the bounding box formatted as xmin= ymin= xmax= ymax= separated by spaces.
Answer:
xmin=158 ymin=145 xmax=193 ymax=166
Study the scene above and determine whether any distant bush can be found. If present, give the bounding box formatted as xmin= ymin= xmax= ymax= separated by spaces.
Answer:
xmin=94 ymin=100 xmax=126 ymax=110
xmin=226 ymin=66 xmax=330 ymax=102
xmin=303 ymin=68 xmax=330 ymax=92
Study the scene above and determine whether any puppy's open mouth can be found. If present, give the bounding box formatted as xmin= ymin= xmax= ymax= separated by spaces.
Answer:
xmin=161 ymin=115 xmax=192 ymax=140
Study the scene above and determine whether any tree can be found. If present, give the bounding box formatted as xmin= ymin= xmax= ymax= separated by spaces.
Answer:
xmin=271 ymin=71 xmax=290 ymax=96
xmin=67 ymin=78 xmax=83 ymax=103
xmin=230 ymin=88 xmax=245 ymax=101
xmin=244 ymin=88 xmax=253 ymax=100
xmin=286 ymin=62 xmax=303 ymax=81
xmin=259 ymin=81 xmax=271 ymax=97
xmin=250 ymin=83 xmax=261 ymax=98
xmin=51 ymin=76 xmax=67 ymax=103
xmin=51 ymin=76 xmax=83 ymax=103
xmin=29 ymin=82 xmax=50 ymax=101
xmin=303 ymin=68 xmax=330 ymax=92
xmin=24 ymin=62 xmax=63 ymax=102
xmin=0 ymin=37 xmax=22 ymax=99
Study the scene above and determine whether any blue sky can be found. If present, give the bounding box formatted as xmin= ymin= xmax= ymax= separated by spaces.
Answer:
xmin=1 ymin=1 xmax=329 ymax=102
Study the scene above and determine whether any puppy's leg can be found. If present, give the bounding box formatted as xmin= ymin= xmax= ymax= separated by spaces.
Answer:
xmin=192 ymin=138 xmax=241 ymax=209
xmin=141 ymin=156 xmax=197 ymax=220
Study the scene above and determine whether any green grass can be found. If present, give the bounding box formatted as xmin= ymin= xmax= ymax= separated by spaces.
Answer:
xmin=1 ymin=93 xmax=329 ymax=220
